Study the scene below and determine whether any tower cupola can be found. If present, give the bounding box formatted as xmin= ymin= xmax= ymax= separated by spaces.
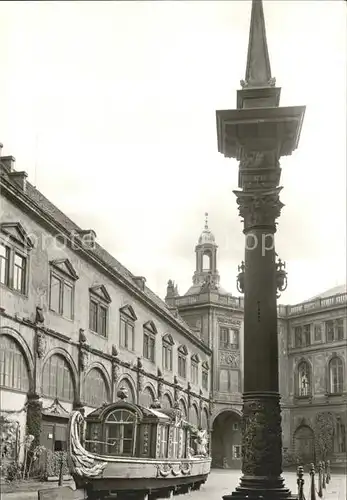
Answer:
xmin=185 ymin=213 xmax=223 ymax=295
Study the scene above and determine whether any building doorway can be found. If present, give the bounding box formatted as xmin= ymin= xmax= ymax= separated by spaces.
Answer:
xmin=40 ymin=416 xmax=69 ymax=478
xmin=293 ymin=425 xmax=315 ymax=464
xmin=211 ymin=410 xmax=241 ymax=469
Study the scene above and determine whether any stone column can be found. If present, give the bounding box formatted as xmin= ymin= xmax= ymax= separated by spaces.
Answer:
xmin=223 ymin=188 xmax=293 ymax=498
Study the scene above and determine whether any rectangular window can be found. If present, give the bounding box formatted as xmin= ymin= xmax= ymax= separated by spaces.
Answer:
xmin=219 ymin=327 xmax=229 ymax=348
xmin=233 ymin=445 xmax=241 ymax=459
xmin=230 ymin=329 xmax=239 ymax=349
xmin=63 ymin=283 xmax=73 ymax=319
xmin=89 ymin=299 xmax=108 ymax=337
xmin=314 ymin=324 xmax=322 ymax=342
xmin=202 ymin=369 xmax=208 ymax=390
xmin=294 ymin=326 xmax=302 ymax=347
xmin=162 ymin=343 xmax=172 ymax=371
xmin=326 ymin=320 xmax=334 ymax=342
xmin=303 ymin=325 xmax=311 ymax=346
xmin=143 ymin=330 xmax=155 ymax=362
xmin=120 ymin=317 xmax=135 ymax=350
xmin=13 ymin=253 xmax=26 ymax=293
xmin=191 ymin=362 xmax=198 ymax=385
xmin=50 ymin=275 xmax=62 ymax=313
xmin=219 ymin=369 xmax=239 ymax=392
xmin=89 ymin=300 xmax=98 ymax=332
xmin=178 ymin=354 xmax=186 ymax=378
xmin=0 ymin=244 xmax=10 ymax=286
xmin=50 ymin=273 xmax=74 ymax=319
xmin=160 ymin=425 xmax=169 ymax=458
xmin=336 ymin=319 xmax=344 ymax=340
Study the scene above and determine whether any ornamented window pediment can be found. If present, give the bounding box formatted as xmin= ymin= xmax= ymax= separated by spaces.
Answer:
xmin=0 ymin=222 xmax=34 ymax=249
xmin=143 ymin=320 xmax=157 ymax=335
xmin=202 ymin=361 xmax=209 ymax=370
xmin=120 ymin=304 xmax=137 ymax=321
xmin=162 ymin=333 xmax=174 ymax=346
xmin=89 ymin=284 xmax=112 ymax=304
xmin=178 ymin=344 xmax=188 ymax=356
xmin=50 ymin=258 xmax=79 ymax=281
xmin=191 ymin=353 xmax=200 ymax=363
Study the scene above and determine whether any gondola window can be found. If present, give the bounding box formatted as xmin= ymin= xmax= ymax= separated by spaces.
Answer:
xmin=105 ymin=409 xmax=136 ymax=456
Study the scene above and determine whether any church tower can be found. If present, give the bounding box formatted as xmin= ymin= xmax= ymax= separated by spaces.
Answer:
xmin=189 ymin=213 xmax=221 ymax=295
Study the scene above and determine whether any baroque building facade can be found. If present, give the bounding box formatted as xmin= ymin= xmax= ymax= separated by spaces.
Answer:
xmin=165 ymin=217 xmax=347 ymax=470
xmin=0 ymin=148 xmax=212 ymax=476
xmin=0 ymin=147 xmax=346 ymax=473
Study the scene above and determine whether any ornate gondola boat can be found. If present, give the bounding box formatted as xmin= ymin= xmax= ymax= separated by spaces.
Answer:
xmin=67 ymin=388 xmax=211 ymax=500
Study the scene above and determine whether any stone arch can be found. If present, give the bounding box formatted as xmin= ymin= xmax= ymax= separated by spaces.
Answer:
xmin=0 ymin=327 xmax=34 ymax=392
xmin=178 ymin=397 xmax=188 ymax=419
xmin=41 ymin=348 xmax=78 ymax=400
xmin=161 ymin=392 xmax=173 ymax=410
xmin=140 ymin=383 xmax=156 ymax=408
xmin=211 ymin=409 xmax=242 ymax=469
xmin=201 ymin=406 xmax=209 ymax=431
xmin=190 ymin=402 xmax=200 ymax=427
xmin=116 ymin=374 xmax=136 ymax=403
xmin=293 ymin=425 xmax=315 ymax=464
xmin=82 ymin=364 xmax=112 ymax=407
xmin=202 ymin=251 xmax=212 ymax=271
xmin=83 ymin=362 xmax=112 ymax=396
xmin=211 ymin=407 xmax=242 ymax=426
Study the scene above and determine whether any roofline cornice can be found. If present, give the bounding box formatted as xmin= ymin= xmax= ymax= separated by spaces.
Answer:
xmin=0 ymin=178 xmax=212 ymax=355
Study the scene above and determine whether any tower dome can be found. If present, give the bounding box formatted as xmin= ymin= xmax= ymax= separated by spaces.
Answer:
xmin=198 ymin=213 xmax=215 ymax=245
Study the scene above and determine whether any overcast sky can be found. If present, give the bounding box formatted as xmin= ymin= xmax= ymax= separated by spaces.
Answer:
xmin=1 ymin=1 xmax=346 ymax=305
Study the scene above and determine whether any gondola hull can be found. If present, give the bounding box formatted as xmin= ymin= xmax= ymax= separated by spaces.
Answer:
xmin=68 ymin=410 xmax=211 ymax=499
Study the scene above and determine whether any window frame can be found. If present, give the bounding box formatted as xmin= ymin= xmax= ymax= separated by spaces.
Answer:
xmin=219 ymin=326 xmax=239 ymax=350
xmin=177 ymin=345 xmax=188 ymax=379
xmin=202 ymin=361 xmax=209 ymax=391
xmin=0 ymin=335 xmax=30 ymax=393
xmin=297 ymin=360 xmax=311 ymax=398
xmin=83 ymin=368 xmax=109 ymax=408
xmin=119 ymin=305 xmax=137 ymax=352
xmin=143 ymin=322 xmax=157 ymax=363
xmin=329 ymin=357 xmax=344 ymax=395
xmin=191 ymin=360 xmax=199 ymax=385
xmin=89 ymin=285 xmax=111 ymax=338
xmin=49 ymin=270 xmax=75 ymax=320
xmin=0 ymin=222 xmax=33 ymax=296
xmin=41 ymin=354 xmax=74 ymax=402
xmin=104 ymin=408 xmax=137 ymax=457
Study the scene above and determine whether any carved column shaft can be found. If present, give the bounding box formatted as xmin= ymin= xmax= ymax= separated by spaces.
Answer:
xmin=229 ymin=187 xmax=291 ymax=498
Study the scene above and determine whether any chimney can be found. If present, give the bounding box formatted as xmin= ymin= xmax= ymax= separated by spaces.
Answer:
xmin=133 ymin=276 xmax=146 ymax=291
xmin=8 ymin=171 xmax=28 ymax=192
xmin=73 ymin=229 xmax=97 ymax=249
xmin=1 ymin=155 xmax=16 ymax=173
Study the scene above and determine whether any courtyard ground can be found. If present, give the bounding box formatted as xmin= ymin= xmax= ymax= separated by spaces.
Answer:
xmin=1 ymin=469 xmax=346 ymax=500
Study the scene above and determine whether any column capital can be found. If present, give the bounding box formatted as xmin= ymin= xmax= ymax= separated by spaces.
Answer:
xmin=233 ymin=187 xmax=284 ymax=232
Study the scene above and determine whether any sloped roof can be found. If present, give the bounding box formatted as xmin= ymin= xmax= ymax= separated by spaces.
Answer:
xmin=9 ymin=180 xmax=197 ymax=340
xmin=306 ymin=284 xmax=346 ymax=302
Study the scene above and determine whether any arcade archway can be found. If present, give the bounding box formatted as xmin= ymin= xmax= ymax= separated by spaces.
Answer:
xmin=293 ymin=425 xmax=315 ymax=464
xmin=211 ymin=410 xmax=242 ymax=469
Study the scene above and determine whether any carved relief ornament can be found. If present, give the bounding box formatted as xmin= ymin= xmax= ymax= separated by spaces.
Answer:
xmin=234 ymin=188 xmax=284 ymax=230
xmin=79 ymin=349 xmax=89 ymax=372
xmin=219 ymin=351 xmax=240 ymax=368
xmin=36 ymin=330 xmax=46 ymax=359
xmin=242 ymin=395 xmax=282 ymax=477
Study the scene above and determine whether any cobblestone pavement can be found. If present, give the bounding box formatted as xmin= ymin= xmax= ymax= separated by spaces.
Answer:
xmin=2 ymin=469 xmax=346 ymax=500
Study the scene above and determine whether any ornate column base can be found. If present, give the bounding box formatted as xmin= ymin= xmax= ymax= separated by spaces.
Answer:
xmin=223 ymin=392 xmax=296 ymax=500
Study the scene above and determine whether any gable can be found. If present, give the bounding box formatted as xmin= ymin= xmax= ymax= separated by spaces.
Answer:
xmin=89 ymin=284 xmax=112 ymax=304
xmin=0 ymin=222 xmax=34 ymax=249
xmin=191 ymin=353 xmax=200 ymax=363
xmin=178 ymin=344 xmax=188 ymax=356
xmin=202 ymin=361 xmax=209 ymax=370
xmin=50 ymin=259 xmax=79 ymax=281
xmin=120 ymin=304 xmax=137 ymax=321
xmin=162 ymin=333 xmax=174 ymax=346
xmin=143 ymin=320 xmax=157 ymax=334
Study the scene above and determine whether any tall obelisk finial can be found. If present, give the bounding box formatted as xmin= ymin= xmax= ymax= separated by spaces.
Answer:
xmin=241 ymin=0 xmax=275 ymax=89
xmin=237 ymin=0 xmax=281 ymax=109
